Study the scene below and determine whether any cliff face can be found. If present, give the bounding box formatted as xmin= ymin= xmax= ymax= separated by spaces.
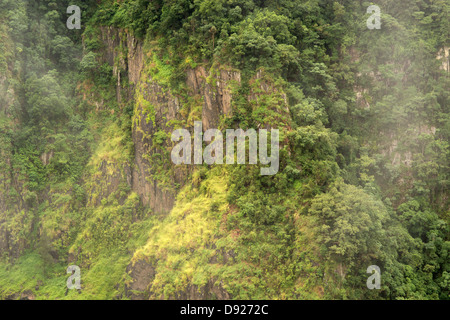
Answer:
xmin=95 ymin=26 xmax=290 ymax=216
xmin=93 ymin=28 xmax=294 ymax=299
xmin=1 ymin=1 xmax=448 ymax=301
xmin=93 ymin=26 xmax=177 ymax=214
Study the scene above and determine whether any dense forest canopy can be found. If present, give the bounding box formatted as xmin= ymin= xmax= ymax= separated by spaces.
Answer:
xmin=0 ymin=0 xmax=448 ymax=300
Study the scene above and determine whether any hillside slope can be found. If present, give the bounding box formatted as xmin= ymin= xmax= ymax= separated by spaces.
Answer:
xmin=0 ymin=0 xmax=448 ymax=300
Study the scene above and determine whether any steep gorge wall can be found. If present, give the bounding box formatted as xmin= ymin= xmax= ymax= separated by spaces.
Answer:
xmin=95 ymin=26 xmax=246 ymax=215
xmin=92 ymin=26 xmax=296 ymax=299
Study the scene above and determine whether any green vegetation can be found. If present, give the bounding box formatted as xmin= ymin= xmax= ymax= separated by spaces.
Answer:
xmin=0 ymin=0 xmax=448 ymax=300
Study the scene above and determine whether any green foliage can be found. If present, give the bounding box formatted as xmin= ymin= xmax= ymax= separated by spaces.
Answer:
xmin=0 ymin=0 xmax=448 ymax=301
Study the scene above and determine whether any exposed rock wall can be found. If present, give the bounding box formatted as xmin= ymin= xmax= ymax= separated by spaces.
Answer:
xmin=97 ymin=27 xmax=248 ymax=215
xmin=186 ymin=67 xmax=240 ymax=130
xmin=437 ymin=47 xmax=449 ymax=73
